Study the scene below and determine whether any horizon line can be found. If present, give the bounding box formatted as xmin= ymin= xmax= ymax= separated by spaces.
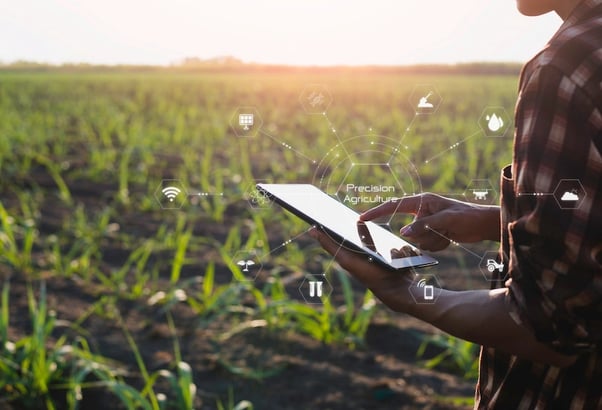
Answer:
xmin=0 ymin=59 xmax=525 ymax=69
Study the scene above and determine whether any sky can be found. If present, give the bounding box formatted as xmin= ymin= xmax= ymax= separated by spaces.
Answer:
xmin=0 ymin=0 xmax=563 ymax=66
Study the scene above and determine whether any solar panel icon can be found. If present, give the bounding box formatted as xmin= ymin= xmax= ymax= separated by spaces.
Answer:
xmin=239 ymin=113 xmax=254 ymax=130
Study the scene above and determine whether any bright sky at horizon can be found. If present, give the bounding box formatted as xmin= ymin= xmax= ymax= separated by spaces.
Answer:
xmin=0 ymin=0 xmax=563 ymax=66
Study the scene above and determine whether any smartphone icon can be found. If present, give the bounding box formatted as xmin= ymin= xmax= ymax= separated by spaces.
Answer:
xmin=424 ymin=285 xmax=434 ymax=300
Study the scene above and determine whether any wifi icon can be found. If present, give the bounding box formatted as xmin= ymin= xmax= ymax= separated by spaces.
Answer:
xmin=162 ymin=186 xmax=181 ymax=202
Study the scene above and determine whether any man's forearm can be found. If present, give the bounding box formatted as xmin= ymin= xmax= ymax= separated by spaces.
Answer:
xmin=310 ymin=225 xmax=574 ymax=366
xmin=389 ymin=286 xmax=576 ymax=367
xmin=475 ymin=205 xmax=501 ymax=242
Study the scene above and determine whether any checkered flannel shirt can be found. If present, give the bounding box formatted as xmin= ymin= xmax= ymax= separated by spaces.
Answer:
xmin=475 ymin=1 xmax=602 ymax=408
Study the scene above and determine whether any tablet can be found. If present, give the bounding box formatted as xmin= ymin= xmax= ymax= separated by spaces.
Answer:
xmin=256 ymin=183 xmax=438 ymax=270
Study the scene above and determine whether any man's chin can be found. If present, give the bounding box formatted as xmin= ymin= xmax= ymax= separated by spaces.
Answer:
xmin=515 ymin=0 xmax=554 ymax=17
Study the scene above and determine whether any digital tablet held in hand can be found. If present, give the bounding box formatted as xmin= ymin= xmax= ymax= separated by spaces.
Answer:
xmin=256 ymin=183 xmax=438 ymax=271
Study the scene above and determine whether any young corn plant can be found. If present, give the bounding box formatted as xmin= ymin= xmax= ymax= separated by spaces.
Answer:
xmin=107 ymin=237 xmax=156 ymax=298
xmin=110 ymin=309 xmax=200 ymax=410
xmin=33 ymin=153 xmax=72 ymax=205
xmin=0 ymin=281 xmax=126 ymax=409
xmin=215 ymin=388 xmax=254 ymax=410
xmin=50 ymin=205 xmax=112 ymax=281
xmin=184 ymin=262 xmax=254 ymax=321
xmin=335 ymin=270 xmax=377 ymax=348
xmin=416 ymin=333 xmax=480 ymax=380
xmin=0 ymin=202 xmax=37 ymax=275
xmin=252 ymin=270 xmax=377 ymax=347
xmin=117 ymin=145 xmax=134 ymax=206
xmin=156 ymin=314 xmax=197 ymax=410
xmin=169 ymin=226 xmax=192 ymax=286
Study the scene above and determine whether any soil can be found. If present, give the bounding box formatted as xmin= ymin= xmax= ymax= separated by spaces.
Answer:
xmin=1 ymin=171 xmax=487 ymax=410
xmin=5 ymin=275 xmax=477 ymax=410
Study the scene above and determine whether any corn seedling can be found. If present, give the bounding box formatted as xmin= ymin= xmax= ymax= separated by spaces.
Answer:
xmin=416 ymin=333 xmax=479 ymax=380
xmin=215 ymin=387 xmax=254 ymax=410
xmin=0 ymin=281 xmax=127 ymax=409
xmin=0 ymin=202 xmax=37 ymax=274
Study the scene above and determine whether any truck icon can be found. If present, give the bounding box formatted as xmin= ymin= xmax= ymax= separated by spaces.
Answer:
xmin=486 ymin=259 xmax=504 ymax=273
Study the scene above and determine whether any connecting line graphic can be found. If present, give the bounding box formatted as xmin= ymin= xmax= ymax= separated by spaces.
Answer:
xmin=320 ymin=236 xmax=348 ymax=277
xmin=259 ymin=129 xmax=317 ymax=164
xmin=322 ymin=113 xmax=352 ymax=159
xmin=319 ymin=154 xmax=348 ymax=184
xmin=188 ymin=192 xmax=224 ymax=197
xmin=423 ymin=129 xmax=483 ymax=164
xmin=517 ymin=192 xmax=553 ymax=197
xmin=259 ymin=227 xmax=316 ymax=262
xmin=388 ymin=114 xmax=419 ymax=164
xmin=424 ymin=225 xmax=483 ymax=260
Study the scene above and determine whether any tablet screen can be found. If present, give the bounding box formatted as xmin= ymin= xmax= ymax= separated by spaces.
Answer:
xmin=257 ymin=183 xmax=438 ymax=270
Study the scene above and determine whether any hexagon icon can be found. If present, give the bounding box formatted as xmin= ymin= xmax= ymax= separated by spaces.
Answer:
xmin=299 ymin=84 xmax=333 ymax=114
xmin=230 ymin=106 xmax=263 ymax=138
xmin=409 ymin=84 xmax=442 ymax=115
xmin=479 ymin=250 xmax=507 ymax=282
xmin=478 ymin=106 xmax=511 ymax=137
xmin=230 ymin=249 xmax=263 ymax=281
xmin=408 ymin=272 xmax=442 ymax=304
xmin=553 ymin=179 xmax=586 ymax=210
xmin=244 ymin=181 xmax=274 ymax=210
xmin=464 ymin=179 xmax=498 ymax=205
xmin=299 ymin=274 xmax=333 ymax=305
xmin=154 ymin=179 xmax=187 ymax=209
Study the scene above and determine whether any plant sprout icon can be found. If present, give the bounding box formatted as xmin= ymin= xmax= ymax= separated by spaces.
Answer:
xmin=237 ymin=259 xmax=255 ymax=272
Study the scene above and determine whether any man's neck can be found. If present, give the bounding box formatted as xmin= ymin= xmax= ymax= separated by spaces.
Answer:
xmin=556 ymin=0 xmax=585 ymax=20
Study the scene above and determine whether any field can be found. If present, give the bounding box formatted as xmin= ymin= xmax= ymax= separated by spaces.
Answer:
xmin=0 ymin=67 xmax=518 ymax=409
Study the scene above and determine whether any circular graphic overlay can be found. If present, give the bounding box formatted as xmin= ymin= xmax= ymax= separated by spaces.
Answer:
xmin=312 ymin=134 xmax=423 ymax=253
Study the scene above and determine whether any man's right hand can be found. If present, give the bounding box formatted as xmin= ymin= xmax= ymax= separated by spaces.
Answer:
xmin=360 ymin=193 xmax=501 ymax=251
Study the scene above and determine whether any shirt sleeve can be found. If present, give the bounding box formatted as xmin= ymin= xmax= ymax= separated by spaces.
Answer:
xmin=505 ymin=64 xmax=602 ymax=355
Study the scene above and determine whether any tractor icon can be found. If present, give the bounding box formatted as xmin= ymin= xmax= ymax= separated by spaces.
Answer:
xmin=486 ymin=259 xmax=504 ymax=273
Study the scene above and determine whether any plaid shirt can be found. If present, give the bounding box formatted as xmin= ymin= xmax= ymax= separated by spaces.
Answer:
xmin=475 ymin=1 xmax=602 ymax=408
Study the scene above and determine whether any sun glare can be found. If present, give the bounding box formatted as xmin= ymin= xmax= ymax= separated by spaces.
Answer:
xmin=0 ymin=0 xmax=561 ymax=65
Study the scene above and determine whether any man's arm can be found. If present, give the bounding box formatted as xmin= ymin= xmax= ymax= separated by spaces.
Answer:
xmin=405 ymin=287 xmax=577 ymax=367
xmin=309 ymin=227 xmax=577 ymax=367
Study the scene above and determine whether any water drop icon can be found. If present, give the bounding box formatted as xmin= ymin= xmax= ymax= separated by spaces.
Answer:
xmin=486 ymin=113 xmax=503 ymax=132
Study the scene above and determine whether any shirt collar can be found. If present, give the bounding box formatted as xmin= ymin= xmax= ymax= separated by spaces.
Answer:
xmin=518 ymin=0 xmax=602 ymax=90
xmin=556 ymin=0 xmax=602 ymax=36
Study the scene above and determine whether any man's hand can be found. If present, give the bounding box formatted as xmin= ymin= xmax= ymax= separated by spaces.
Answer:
xmin=360 ymin=193 xmax=501 ymax=251
xmin=309 ymin=227 xmax=414 ymax=312
xmin=308 ymin=224 xmax=577 ymax=368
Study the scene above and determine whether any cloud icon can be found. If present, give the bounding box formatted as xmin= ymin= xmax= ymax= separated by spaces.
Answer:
xmin=560 ymin=191 xmax=579 ymax=201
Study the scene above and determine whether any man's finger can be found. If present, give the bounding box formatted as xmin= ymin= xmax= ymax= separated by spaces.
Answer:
xmin=399 ymin=210 xmax=451 ymax=238
xmin=360 ymin=195 xmax=423 ymax=221
xmin=390 ymin=246 xmax=420 ymax=259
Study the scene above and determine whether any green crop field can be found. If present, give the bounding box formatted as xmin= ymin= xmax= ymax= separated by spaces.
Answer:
xmin=0 ymin=67 xmax=518 ymax=409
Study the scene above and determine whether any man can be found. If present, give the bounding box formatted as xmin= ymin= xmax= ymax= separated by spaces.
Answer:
xmin=310 ymin=0 xmax=602 ymax=408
